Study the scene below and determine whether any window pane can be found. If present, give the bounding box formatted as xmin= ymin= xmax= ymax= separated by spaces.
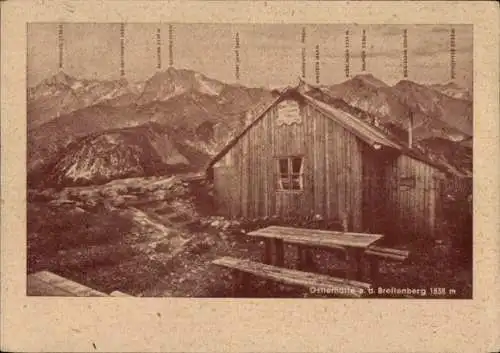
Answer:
xmin=279 ymin=159 xmax=289 ymax=174
xmin=278 ymin=175 xmax=289 ymax=190
xmin=281 ymin=178 xmax=290 ymax=189
xmin=292 ymin=157 xmax=302 ymax=173
xmin=291 ymin=175 xmax=302 ymax=190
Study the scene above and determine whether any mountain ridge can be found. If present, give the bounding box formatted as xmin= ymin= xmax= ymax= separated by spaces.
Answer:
xmin=28 ymin=68 xmax=273 ymax=186
xmin=324 ymin=74 xmax=472 ymax=140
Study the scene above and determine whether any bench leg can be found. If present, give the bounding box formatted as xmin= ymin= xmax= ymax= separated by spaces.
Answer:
xmin=263 ymin=239 xmax=276 ymax=265
xmin=232 ymin=270 xmax=250 ymax=297
xmin=346 ymin=248 xmax=364 ymax=281
xmin=297 ymin=246 xmax=315 ymax=271
xmin=275 ymin=239 xmax=284 ymax=267
xmin=264 ymin=239 xmax=284 ymax=266
xmin=369 ymin=257 xmax=379 ymax=285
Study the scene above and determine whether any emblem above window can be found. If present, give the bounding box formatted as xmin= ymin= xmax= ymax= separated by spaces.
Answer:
xmin=276 ymin=100 xmax=302 ymax=126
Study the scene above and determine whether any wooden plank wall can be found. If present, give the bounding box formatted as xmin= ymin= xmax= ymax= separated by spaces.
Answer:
xmin=306 ymin=105 xmax=363 ymax=231
xmin=384 ymin=154 xmax=438 ymax=240
xmin=435 ymin=174 xmax=473 ymax=234
xmin=213 ymin=149 xmax=239 ymax=217
xmin=213 ymin=105 xmax=278 ymax=219
xmin=361 ymin=147 xmax=387 ymax=234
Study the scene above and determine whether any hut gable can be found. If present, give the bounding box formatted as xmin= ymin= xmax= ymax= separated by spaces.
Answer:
xmin=208 ymin=87 xmax=371 ymax=228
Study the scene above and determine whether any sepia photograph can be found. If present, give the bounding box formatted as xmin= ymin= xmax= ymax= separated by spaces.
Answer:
xmin=26 ymin=23 xmax=473 ymax=299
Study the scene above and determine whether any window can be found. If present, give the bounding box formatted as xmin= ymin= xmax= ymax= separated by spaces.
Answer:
xmin=277 ymin=157 xmax=304 ymax=191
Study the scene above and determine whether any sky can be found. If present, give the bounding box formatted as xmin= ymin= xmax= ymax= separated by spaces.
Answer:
xmin=27 ymin=23 xmax=473 ymax=90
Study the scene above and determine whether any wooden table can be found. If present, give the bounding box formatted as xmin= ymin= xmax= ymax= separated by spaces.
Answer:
xmin=247 ymin=226 xmax=384 ymax=281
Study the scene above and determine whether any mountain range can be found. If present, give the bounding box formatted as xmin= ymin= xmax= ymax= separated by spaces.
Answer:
xmin=27 ymin=68 xmax=473 ymax=187
xmin=323 ymin=74 xmax=472 ymax=140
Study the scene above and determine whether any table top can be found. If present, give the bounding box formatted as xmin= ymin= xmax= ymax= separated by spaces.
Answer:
xmin=247 ymin=226 xmax=384 ymax=249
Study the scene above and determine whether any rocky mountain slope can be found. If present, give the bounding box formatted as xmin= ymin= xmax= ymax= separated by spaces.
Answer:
xmin=428 ymin=82 xmax=472 ymax=101
xmin=28 ymin=72 xmax=145 ymax=129
xmin=325 ymin=74 xmax=410 ymax=124
xmin=38 ymin=123 xmax=209 ymax=187
xmin=136 ymin=68 xmax=224 ymax=104
xmin=324 ymin=74 xmax=473 ymax=142
xmin=28 ymin=68 xmax=272 ymax=186
xmin=393 ymin=80 xmax=472 ymax=137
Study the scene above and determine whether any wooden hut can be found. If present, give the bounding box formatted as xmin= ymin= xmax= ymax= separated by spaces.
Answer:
xmin=206 ymin=84 xmax=472 ymax=242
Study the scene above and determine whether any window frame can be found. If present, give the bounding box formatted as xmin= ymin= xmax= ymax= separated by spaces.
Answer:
xmin=276 ymin=156 xmax=305 ymax=192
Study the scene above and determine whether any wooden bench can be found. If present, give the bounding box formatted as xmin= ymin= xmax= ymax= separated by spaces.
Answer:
xmin=27 ymin=271 xmax=134 ymax=297
xmin=365 ymin=246 xmax=410 ymax=283
xmin=248 ymin=226 xmax=384 ymax=281
xmin=366 ymin=246 xmax=409 ymax=261
xmin=27 ymin=271 xmax=109 ymax=297
xmin=212 ymin=256 xmax=371 ymax=298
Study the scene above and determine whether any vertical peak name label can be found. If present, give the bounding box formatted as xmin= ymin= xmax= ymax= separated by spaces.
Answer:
xmin=345 ymin=30 xmax=350 ymax=78
xmin=168 ymin=24 xmax=174 ymax=67
xmin=361 ymin=29 xmax=367 ymax=72
xmin=301 ymin=27 xmax=306 ymax=79
xmin=156 ymin=28 xmax=162 ymax=70
xmin=58 ymin=23 xmax=64 ymax=71
xmin=315 ymin=44 xmax=320 ymax=84
xmin=450 ymin=27 xmax=456 ymax=81
xmin=58 ymin=23 xmax=64 ymax=70
xmin=120 ymin=23 xmax=125 ymax=77
xmin=235 ymin=32 xmax=240 ymax=81
xmin=402 ymin=29 xmax=408 ymax=78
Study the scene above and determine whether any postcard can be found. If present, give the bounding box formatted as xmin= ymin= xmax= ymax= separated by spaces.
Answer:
xmin=1 ymin=1 xmax=498 ymax=352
